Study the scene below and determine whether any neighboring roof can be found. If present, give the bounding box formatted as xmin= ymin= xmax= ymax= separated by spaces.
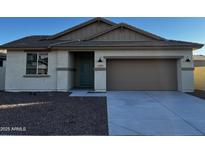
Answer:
xmin=0 ymin=18 xmax=204 ymax=50
xmin=47 ymin=17 xmax=116 ymax=40
xmin=193 ymin=55 xmax=205 ymax=61
xmin=194 ymin=55 xmax=205 ymax=67
xmin=85 ymin=23 xmax=166 ymax=41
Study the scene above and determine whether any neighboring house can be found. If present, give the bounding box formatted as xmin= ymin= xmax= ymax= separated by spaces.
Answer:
xmin=194 ymin=55 xmax=205 ymax=91
xmin=0 ymin=52 xmax=6 ymax=90
xmin=0 ymin=18 xmax=203 ymax=92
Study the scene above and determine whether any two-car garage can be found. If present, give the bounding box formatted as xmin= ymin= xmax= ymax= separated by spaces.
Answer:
xmin=106 ymin=59 xmax=177 ymax=91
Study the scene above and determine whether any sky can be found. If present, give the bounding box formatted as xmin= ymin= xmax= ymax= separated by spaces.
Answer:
xmin=0 ymin=17 xmax=204 ymax=55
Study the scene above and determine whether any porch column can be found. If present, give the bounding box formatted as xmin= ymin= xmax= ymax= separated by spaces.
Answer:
xmin=164 ymin=56 xmax=194 ymax=92
xmin=56 ymin=51 xmax=71 ymax=91
xmin=94 ymin=51 xmax=106 ymax=92
xmin=178 ymin=55 xmax=194 ymax=92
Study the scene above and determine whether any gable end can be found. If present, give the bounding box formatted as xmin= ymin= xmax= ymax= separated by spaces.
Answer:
xmin=86 ymin=23 xmax=166 ymax=41
xmin=49 ymin=18 xmax=116 ymax=40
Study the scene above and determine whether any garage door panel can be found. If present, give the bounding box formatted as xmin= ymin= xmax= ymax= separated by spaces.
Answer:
xmin=107 ymin=59 xmax=177 ymax=91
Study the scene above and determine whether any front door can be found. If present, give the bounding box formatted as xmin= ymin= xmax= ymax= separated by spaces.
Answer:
xmin=79 ymin=53 xmax=94 ymax=88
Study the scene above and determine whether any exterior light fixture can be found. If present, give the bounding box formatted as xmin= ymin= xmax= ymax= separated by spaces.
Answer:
xmin=185 ymin=58 xmax=191 ymax=62
xmin=98 ymin=57 xmax=103 ymax=63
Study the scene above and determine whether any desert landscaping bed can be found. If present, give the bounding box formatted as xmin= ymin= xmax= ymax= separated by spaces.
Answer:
xmin=0 ymin=92 xmax=108 ymax=135
xmin=187 ymin=90 xmax=205 ymax=100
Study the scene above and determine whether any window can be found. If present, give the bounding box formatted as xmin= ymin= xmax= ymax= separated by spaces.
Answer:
xmin=26 ymin=53 xmax=48 ymax=75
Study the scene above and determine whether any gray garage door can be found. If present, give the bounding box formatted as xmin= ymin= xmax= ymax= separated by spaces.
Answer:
xmin=107 ymin=59 xmax=177 ymax=91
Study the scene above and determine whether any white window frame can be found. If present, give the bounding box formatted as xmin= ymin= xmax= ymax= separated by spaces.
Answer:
xmin=26 ymin=52 xmax=48 ymax=75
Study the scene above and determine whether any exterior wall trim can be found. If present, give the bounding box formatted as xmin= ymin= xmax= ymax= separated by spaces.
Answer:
xmin=52 ymin=47 xmax=193 ymax=50
xmin=56 ymin=67 xmax=75 ymax=71
xmin=23 ymin=75 xmax=50 ymax=78
xmin=181 ymin=67 xmax=195 ymax=71
xmin=94 ymin=67 xmax=106 ymax=71
xmin=104 ymin=56 xmax=184 ymax=59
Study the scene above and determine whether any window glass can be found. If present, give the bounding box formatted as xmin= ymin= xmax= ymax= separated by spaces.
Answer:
xmin=26 ymin=53 xmax=37 ymax=74
xmin=26 ymin=53 xmax=48 ymax=75
xmin=38 ymin=53 xmax=48 ymax=75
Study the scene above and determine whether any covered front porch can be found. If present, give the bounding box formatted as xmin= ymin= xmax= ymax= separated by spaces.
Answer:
xmin=56 ymin=51 xmax=95 ymax=91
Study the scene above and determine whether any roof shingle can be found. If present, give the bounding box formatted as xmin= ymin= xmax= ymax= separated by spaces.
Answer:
xmin=0 ymin=36 xmax=203 ymax=49
xmin=0 ymin=18 xmax=203 ymax=50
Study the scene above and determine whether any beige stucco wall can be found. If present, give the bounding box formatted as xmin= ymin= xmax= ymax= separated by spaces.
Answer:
xmin=5 ymin=49 xmax=194 ymax=92
xmin=94 ymin=49 xmax=194 ymax=92
xmin=56 ymin=51 xmax=69 ymax=91
xmin=5 ymin=51 xmax=58 ymax=91
xmin=5 ymin=50 xmax=73 ymax=92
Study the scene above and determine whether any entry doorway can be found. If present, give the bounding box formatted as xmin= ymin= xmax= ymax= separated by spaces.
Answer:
xmin=73 ymin=52 xmax=94 ymax=89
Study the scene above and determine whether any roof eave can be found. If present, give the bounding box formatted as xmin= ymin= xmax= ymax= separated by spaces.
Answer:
xmin=167 ymin=40 xmax=204 ymax=50
xmin=0 ymin=47 xmax=50 ymax=51
xmin=50 ymin=46 xmax=196 ymax=50
xmin=1 ymin=42 xmax=203 ymax=51
xmin=192 ymin=44 xmax=204 ymax=50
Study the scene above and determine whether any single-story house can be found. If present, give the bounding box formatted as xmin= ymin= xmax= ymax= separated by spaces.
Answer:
xmin=0 ymin=17 xmax=203 ymax=92
xmin=194 ymin=55 xmax=205 ymax=91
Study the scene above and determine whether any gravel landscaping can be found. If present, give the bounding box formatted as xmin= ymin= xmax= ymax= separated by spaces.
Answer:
xmin=0 ymin=92 xmax=108 ymax=135
xmin=187 ymin=90 xmax=205 ymax=100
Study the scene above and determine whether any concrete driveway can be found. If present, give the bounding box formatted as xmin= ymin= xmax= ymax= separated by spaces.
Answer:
xmin=107 ymin=91 xmax=205 ymax=136
xmin=70 ymin=90 xmax=205 ymax=135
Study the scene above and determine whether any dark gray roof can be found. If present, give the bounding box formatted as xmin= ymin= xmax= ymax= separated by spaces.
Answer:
xmin=0 ymin=18 xmax=203 ymax=50
xmin=0 ymin=35 xmax=203 ymax=49
xmin=0 ymin=35 xmax=60 ymax=49
xmin=51 ymin=40 xmax=203 ymax=48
